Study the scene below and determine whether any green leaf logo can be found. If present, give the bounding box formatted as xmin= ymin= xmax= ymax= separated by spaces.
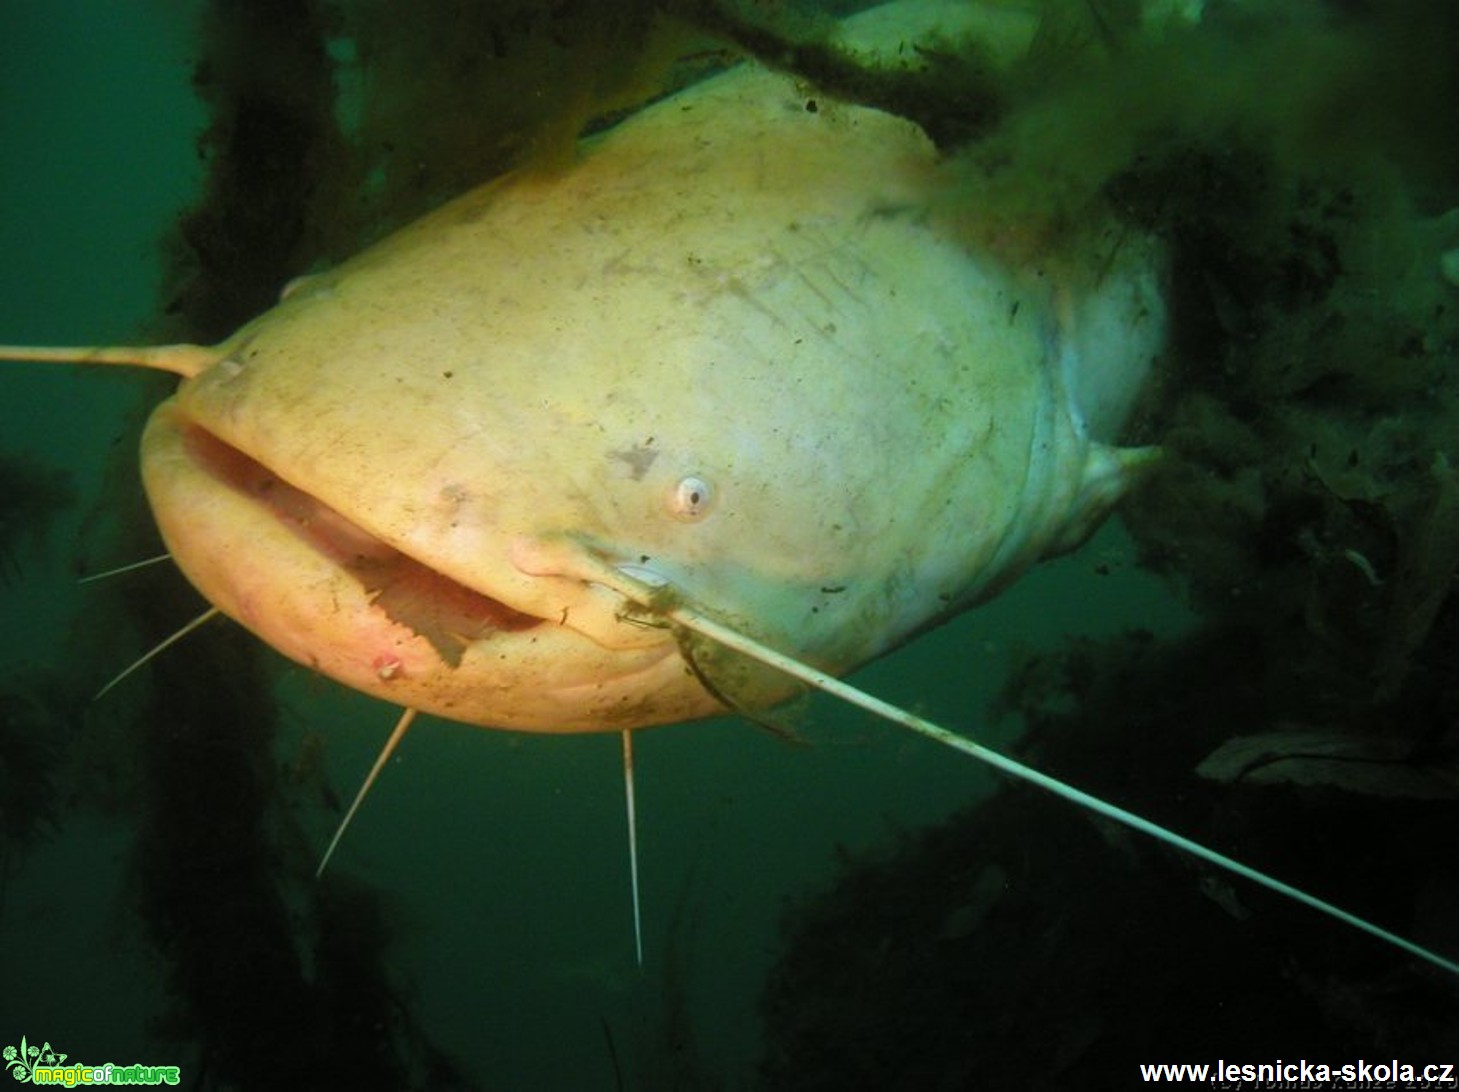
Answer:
xmin=3 ymin=1037 xmax=65 ymax=1084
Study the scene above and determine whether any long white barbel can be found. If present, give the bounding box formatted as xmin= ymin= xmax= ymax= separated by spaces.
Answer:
xmin=316 ymin=707 xmax=419 ymax=878
xmin=622 ymin=729 xmax=644 ymax=968
xmin=95 ymin=606 xmax=221 ymax=700
xmin=592 ymin=563 xmax=1459 ymax=979
xmin=0 ymin=343 xmax=217 ymax=378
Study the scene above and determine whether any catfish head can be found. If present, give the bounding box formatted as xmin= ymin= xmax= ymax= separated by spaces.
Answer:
xmin=4 ymin=4 xmax=1164 ymax=733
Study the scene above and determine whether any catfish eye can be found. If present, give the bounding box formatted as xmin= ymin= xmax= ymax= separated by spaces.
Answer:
xmin=669 ymin=475 xmax=714 ymax=521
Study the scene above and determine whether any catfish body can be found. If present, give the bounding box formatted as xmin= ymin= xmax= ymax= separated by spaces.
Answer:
xmin=137 ymin=10 xmax=1162 ymax=731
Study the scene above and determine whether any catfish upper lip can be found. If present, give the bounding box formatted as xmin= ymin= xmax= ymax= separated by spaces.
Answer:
xmin=178 ymin=422 xmax=543 ymax=665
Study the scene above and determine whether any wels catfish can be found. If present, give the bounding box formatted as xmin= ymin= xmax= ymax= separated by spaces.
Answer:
xmin=2 ymin=0 xmax=1454 ymax=976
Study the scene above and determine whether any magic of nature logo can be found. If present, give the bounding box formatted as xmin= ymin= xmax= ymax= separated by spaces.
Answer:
xmin=4 ymin=1036 xmax=180 ymax=1086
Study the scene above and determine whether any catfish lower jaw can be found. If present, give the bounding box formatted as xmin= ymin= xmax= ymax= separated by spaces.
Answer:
xmin=138 ymin=400 xmax=716 ymax=731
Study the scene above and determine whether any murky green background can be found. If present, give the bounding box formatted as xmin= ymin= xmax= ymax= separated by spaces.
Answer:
xmin=10 ymin=2 xmax=1454 ymax=1088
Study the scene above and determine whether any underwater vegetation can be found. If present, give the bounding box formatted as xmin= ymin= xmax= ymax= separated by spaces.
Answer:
xmin=0 ymin=684 xmax=66 ymax=884
xmin=5 ymin=0 xmax=1458 ymax=1087
xmin=758 ymin=0 xmax=1459 ymax=1081
xmin=0 ymin=456 xmax=75 ymax=900
xmin=762 ymin=489 xmax=1459 ymax=1074
xmin=760 ymin=629 xmax=1459 ymax=1086
xmin=0 ymin=455 xmax=74 ymax=587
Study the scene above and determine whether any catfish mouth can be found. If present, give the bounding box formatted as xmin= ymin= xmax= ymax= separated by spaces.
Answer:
xmin=142 ymin=399 xmax=717 ymax=731
xmin=179 ymin=423 xmax=546 ymax=666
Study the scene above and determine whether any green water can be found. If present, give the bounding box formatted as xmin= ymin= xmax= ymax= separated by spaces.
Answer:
xmin=5 ymin=2 xmax=1456 ymax=1088
xmin=0 ymin=9 xmax=1193 ymax=1084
